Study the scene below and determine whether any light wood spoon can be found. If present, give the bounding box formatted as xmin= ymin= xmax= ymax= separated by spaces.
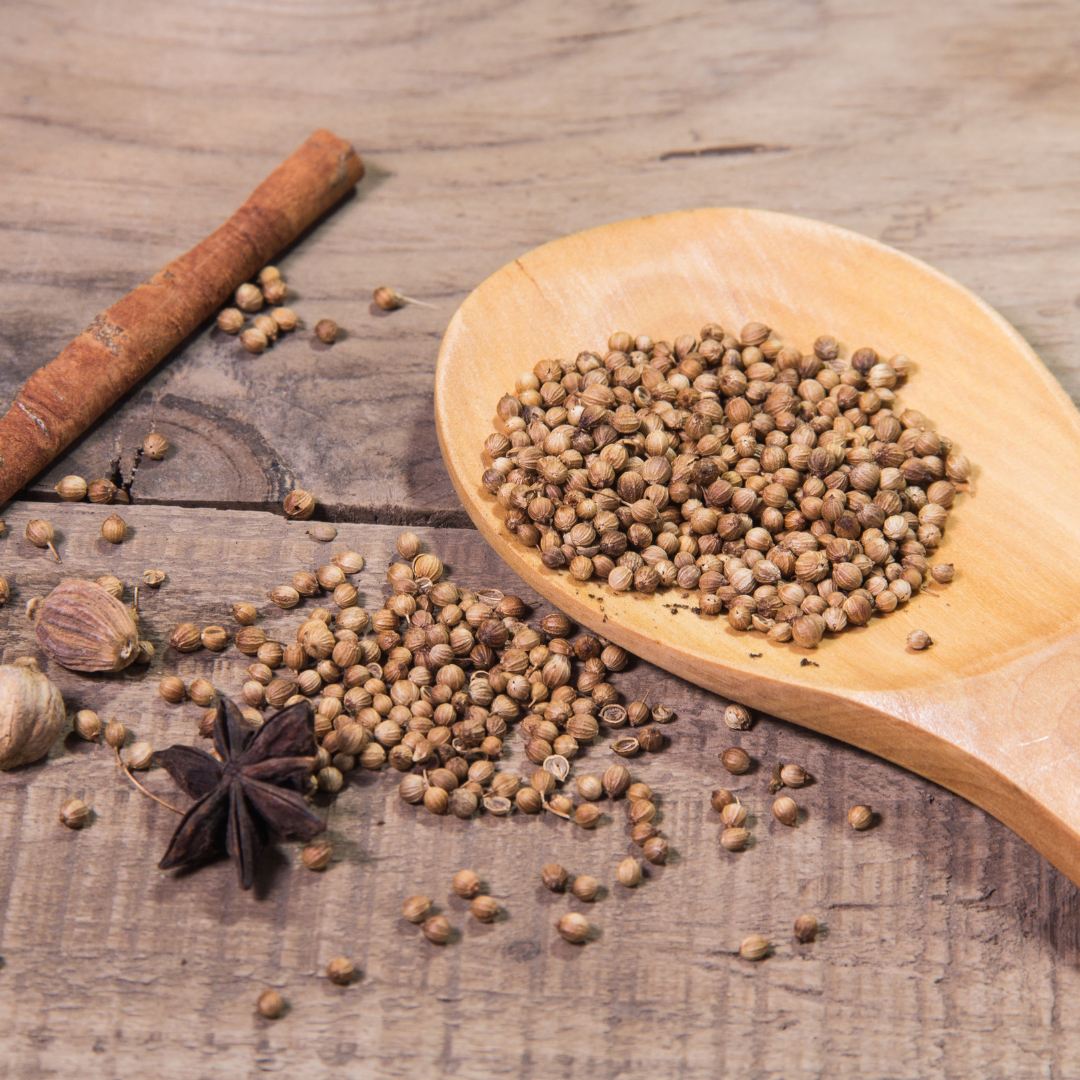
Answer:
xmin=435 ymin=208 xmax=1080 ymax=886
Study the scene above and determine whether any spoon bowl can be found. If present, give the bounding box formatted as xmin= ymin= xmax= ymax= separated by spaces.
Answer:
xmin=435 ymin=208 xmax=1080 ymax=884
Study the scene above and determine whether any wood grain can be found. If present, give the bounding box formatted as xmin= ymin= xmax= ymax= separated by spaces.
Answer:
xmin=2 ymin=1 xmax=1079 ymax=520
xmin=0 ymin=502 xmax=1078 ymax=1080
xmin=435 ymin=206 xmax=1080 ymax=886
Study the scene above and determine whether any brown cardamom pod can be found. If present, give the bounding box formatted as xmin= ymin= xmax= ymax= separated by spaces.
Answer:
xmin=34 ymin=580 xmax=139 ymax=672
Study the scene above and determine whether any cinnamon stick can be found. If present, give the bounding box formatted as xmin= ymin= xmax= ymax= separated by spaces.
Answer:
xmin=0 ymin=128 xmax=364 ymax=506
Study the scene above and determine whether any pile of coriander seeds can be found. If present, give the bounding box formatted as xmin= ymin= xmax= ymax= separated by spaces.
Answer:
xmin=481 ymin=324 xmax=966 ymax=646
xmin=194 ymin=531 xmax=676 ymax=835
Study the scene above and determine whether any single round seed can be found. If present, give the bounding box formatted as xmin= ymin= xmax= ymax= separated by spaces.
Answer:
xmin=301 ymin=842 xmax=332 ymax=871
xmin=794 ymin=913 xmax=819 ymax=943
xmin=710 ymin=788 xmax=735 ymax=813
xmin=402 ymin=895 xmax=432 ymax=923
xmin=158 ymin=676 xmax=186 ymax=704
xmin=74 ymin=709 xmax=101 ymax=741
xmin=907 ymin=628 xmax=933 ymax=650
xmin=314 ymin=318 xmax=338 ymax=344
xmin=848 ymin=804 xmax=874 ymax=830
xmin=556 ymin=912 xmax=590 ymax=944
xmin=571 ymin=874 xmax=599 ymax=902
xmin=256 ymin=989 xmax=284 ymax=1019
xmin=452 ymin=869 xmax=481 ymax=898
xmin=720 ymin=747 xmax=751 ymax=775
xmin=773 ymin=796 xmax=798 ymax=826
xmin=739 ymin=934 xmax=770 ymax=961
xmin=127 ymin=742 xmax=153 ymax=771
xmin=617 ymin=857 xmax=643 ymax=887
xmin=59 ymin=797 xmax=90 ymax=829
xmin=422 ymin=915 xmax=452 ymax=944
xmin=724 ymin=704 xmax=753 ymax=730
xmin=720 ymin=801 xmax=746 ymax=828
xmin=541 ymin=863 xmax=569 ymax=892
xmin=642 ymin=836 xmax=669 ymax=864
xmin=326 ymin=957 xmax=355 ymax=985
xmin=720 ymin=826 xmax=749 ymax=852
xmin=471 ymin=895 xmax=500 ymax=922
xmin=780 ymin=764 xmax=808 ymax=787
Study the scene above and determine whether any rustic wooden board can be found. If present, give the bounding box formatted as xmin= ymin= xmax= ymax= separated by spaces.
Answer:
xmin=0 ymin=503 xmax=1078 ymax=1079
xmin=3 ymin=0 xmax=1080 ymax=521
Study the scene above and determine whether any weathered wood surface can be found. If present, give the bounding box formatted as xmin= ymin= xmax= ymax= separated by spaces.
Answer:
xmin=3 ymin=1 xmax=1080 ymax=1077
xmin=3 ymin=0 xmax=1080 ymax=521
xmin=0 ymin=503 xmax=1078 ymax=1080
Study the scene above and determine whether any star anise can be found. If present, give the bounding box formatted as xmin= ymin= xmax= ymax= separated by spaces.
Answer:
xmin=154 ymin=698 xmax=325 ymax=889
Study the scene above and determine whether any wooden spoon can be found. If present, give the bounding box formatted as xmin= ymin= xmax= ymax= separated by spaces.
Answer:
xmin=435 ymin=208 xmax=1080 ymax=886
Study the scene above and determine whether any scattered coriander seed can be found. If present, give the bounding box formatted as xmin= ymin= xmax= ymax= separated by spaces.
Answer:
xmin=720 ymin=827 xmax=749 ymax=852
xmin=217 ymin=308 xmax=244 ymax=334
xmin=848 ymin=805 xmax=874 ymax=830
xmin=541 ymin=863 xmax=569 ymax=892
xmin=452 ymin=869 xmax=481 ymax=899
xmin=642 ymin=836 xmax=669 ymax=865
xmin=773 ymin=796 xmax=798 ymax=826
xmin=283 ymin=490 xmax=316 ymax=521
xmin=270 ymin=585 xmax=301 ymax=609
xmin=422 ymin=915 xmax=452 ymax=944
xmin=724 ymin=704 xmax=753 ymax=730
xmin=794 ymin=913 xmax=819 ymax=943
xmin=423 ymin=787 xmax=449 ymax=815
xmin=516 ymin=787 xmax=542 ymax=813
xmin=721 ymin=747 xmax=751 ymax=775
xmin=575 ymin=804 xmax=602 ymax=829
xmin=314 ymin=318 xmax=338 ymax=344
xmin=631 ymin=822 xmax=659 ymax=846
xmin=25 ymin=519 xmax=60 ymax=562
xmin=59 ymin=797 xmax=90 ymax=829
xmin=578 ymin=775 xmax=604 ymax=803
xmin=302 ymin=841 xmax=332 ymax=871
xmin=907 ymin=629 xmax=933 ymax=651
xmin=271 ymin=307 xmax=298 ymax=332
xmin=74 ymin=709 xmax=101 ymax=741
xmin=308 ymin=523 xmax=337 ymax=542
xmin=201 ymin=625 xmax=229 ymax=651
xmin=739 ymin=935 xmax=770 ymax=961
xmin=617 ymin=857 xmax=643 ymax=887
xmin=256 ymin=989 xmax=284 ymax=1019
xmin=628 ymin=799 xmax=656 ymax=825
xmin=602 ymin=763 xmax=631 ymax=798
xmin=187 ymin=678 xmax=215 ymax=708
xmin=638 ymin=726 xmax=663 ymax=753
xmin=326 ymin=957 xmax=355 ymax=985
xmin=232 ymin=603 xmax=258 ymax=625
xmin=626 ymin=782 xmax=653 ymax=802
xmin=101 ymin=513 xmax=127 ymax=544
xmin=332 ymin=550 xmax=364 ymax=574
xmin=127 ymin=742 xmax=153 ymax=771
xmin=720 ymin=801 xmax=747 ymax=828
xmin=402 ymin=895 xmax=432 ymax=923
xmin=96 ymin=575 xmax=123 ymax=600
xmin=931 ymin=563 xmax=954 ymax=584
xmin=235 ymin=283 xmax=264 ymax=313
xmin=396 ymin=532 xmax=421 ymax=560
xmin=556 ymin=912 xmax=590 ymax=944
xmin=104 ymin=721 xmax=127 ymax=749
xmin=261 ymin=278 xmax=287 ymax=306
xmin=710 ymin=789 xmax=735 ymax=813
xmin=780 ymin=764 xmax=808 ymax=788
xmin=253 ymin=314 xmax=279 ymax=341
xmin=257 ymin=266 xmax=281 ymax=286
xmin=241 ymin=707 xmax=265 ymax=728
xmin=374 ymin=286 xmax=404 ymax=310
xmin=571 ymin=875 xmax=600 ymax=902
xmin=142 ymin=568 xmax=165 ymax=587
xmin=87 ymin=478 xmax=117 ymax=504
xmin=158 ymin=676 xmax=186 ymax=704
xmin=55 ymin=475 xmax=87 ymax=501
xmin=240 ymin=327 xmax=268 ymax=354
xmin=318 ymin=766 xmax=343 ymax=793
xmin=170 ymin=622 xmax=202 ymax=652
xmin=141 ymin=432 xmax=168 ymax=460
xmin=471 ymin=895 xmax=500 ymax=923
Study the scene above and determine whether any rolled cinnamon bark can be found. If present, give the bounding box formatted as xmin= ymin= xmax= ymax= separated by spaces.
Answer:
xmin=0 ymin=128 xmax=364 ymax=506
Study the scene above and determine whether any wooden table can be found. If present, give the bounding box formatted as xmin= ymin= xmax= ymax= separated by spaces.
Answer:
xmin=2 ymin=3 xmax=1079 ymax=1076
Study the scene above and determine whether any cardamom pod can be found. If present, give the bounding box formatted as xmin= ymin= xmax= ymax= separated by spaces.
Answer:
xmin=34 ymin=580 xmax=139 ymax=672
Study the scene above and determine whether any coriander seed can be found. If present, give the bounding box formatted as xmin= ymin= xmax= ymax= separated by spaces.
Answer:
xmin=59 ymin=797 xmax=90 ymax=829
xmin=773 ymin=796 xmax=798 ymax=826
xmin=571 ymin=875 xmax=599 ymax=901
xmin=188 ymin=678 xmax=215 ymax=708
xmin=55 ymin=475 xmax=87 ymax=501
xmin=104 ymin=721 xmax=127 ymax=748
xmin=422 ymin=915 xmax=452 ymax=944
xmin=302 ymin=841 xmax=332 ymax=871
xmin=471 ymin=895 xmax=499 ymax=923
xmin=575 ymin=804 xmax=602 ymax=828
xmin=602 ymin=763 xmax=631 ymax=798
xmin=794 ymin=913 xmax=819 ymax=943
xmin=721 ymin=747 xmax=751 ymax=775
xmin=617 ymin=857 xmax=642 ymax=887
xmin=739 ymin=934 xmax=770 ymax=961
xmin=724 ymin=704 xmax=753 ymax=730
xmin=397 ymin=532 xmax=421 ymax=560
xmin=232 ymin=603 xmax=258 ymax=625
xmin=253 ymin=314 xmax=279 ymax=341
xmin=74 ymin=709 xmax=101 ymax=741
xmin=240 ymin=327 xmax=268 ymax=354
xmin=402 ymin=895 xmax=432 ymax=923
xmin=127 ymin=742 xmax=153 ymax=770
xmin=848 ymin=804 xmax=874 ymax=830
xmin=720 ymin=827 xmax=749 ymax=852
xmin=627 ymin=782 xmax=653 ymax=802
xmin=314 ymin=318 xmax=338 ymax=344
xmin=201 ymin=625 xmax=228 ymax=651
xmin=710 ymin=788 xmax=735 ymax=813
xmin=308 ymin=522 xmax=337 ymax=542
xmin=217 ymin=308 xmax=244 ymax=334
xmin=96 ymin=575 xmax=123 ymax=599
xmin=235 ymin=283 xmax=263 ymax=313
xmin=170 ymin=622 xmax=201 ymax=652
xmin=541 ymin=863 xmax=569 ymax=892
xmin=261 ymin=278 xmax=287 ymax=306
xmin=141 ymin=432 xmax=168 ymax=460
xmin=720 ymin=801 xmax=746 ymax=828
xmin=256 ymin=989 xmax=284 ymax=1019
xmin=25 ymin=519 xmax=60 ymax=562
xmin=556 ymin=912 xmax=590 ymax=944
xmin=101 ymin=513 xmax=127 ymax=544
xmin=142 ymin=568 xmax=165 ymax=587
xmin=283 ymin=489 xmax=316 ymax=520
xmin=780 ymin=764 xmax=808 ymax=788
xmin=452 ymin=869 xmax=481 ymax=898
xmin=642 ymin=836 xmax=669 ymax=865
xmin=326 ymin=957 xmax=355 ymax=985
xmin=158 ymin=676 xmax=186 ymax=703
xmin=907 ymin=629 xmax=933 ymax=650
xmin=374 ymin=286 xmax=403 ymax=310
xmin=87 ymin=478 xmax=117 ymax=504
